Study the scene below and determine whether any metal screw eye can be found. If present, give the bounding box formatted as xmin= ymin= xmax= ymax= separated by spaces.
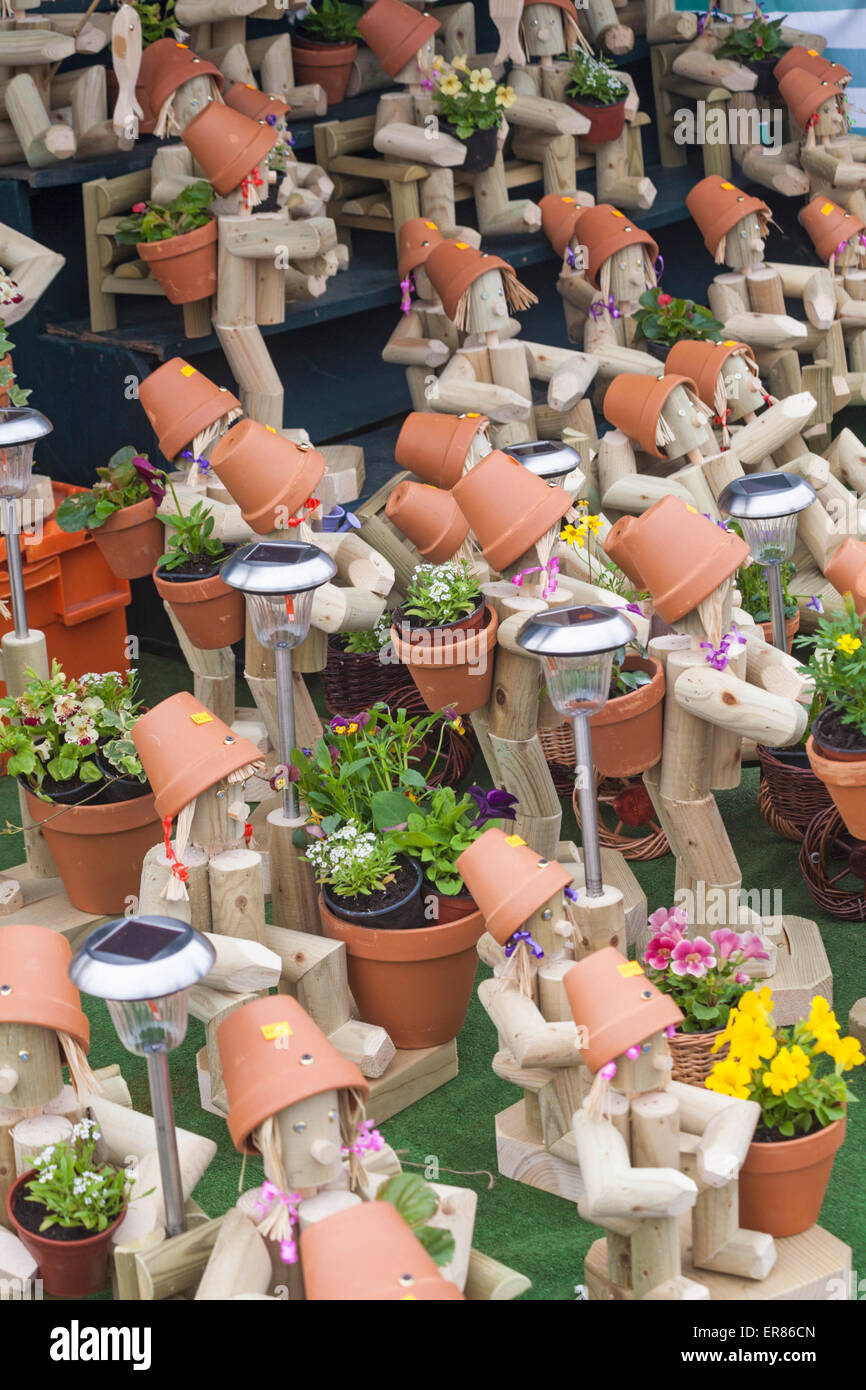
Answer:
xmin=300 ymin=1053 xmax=314 ymax=1065
xmin=18 ymin=1051 xmax=30 ymax=1062
xmin=216 ymin=789 xmax=225 ymax=800
xmin=293 ymin=1121 xmax=307 ymax=1133
xmin=327 ymin=1110 xmax=337 ymax=1122
xmin=224 ymin=734 xmax=236 ymax=745
xmin=678 ymin=409 xmax=685 ymax=417
xmin=541 ymin=909 xmax=552 ymax=920
xmin=0 ymin=984 xmax=10 ymax=995
xmin=398 ymin=1274 xmax=415 ymax=1286
xmin=641 ymin=989 xmax=654 ymax=1000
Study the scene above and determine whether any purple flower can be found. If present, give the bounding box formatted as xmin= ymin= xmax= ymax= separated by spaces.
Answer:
xmin=467 ymin=785 xmax=518 ymax=826
xmin=808 ymin=595 xmax=823 ymax=613
xmin=624 ymin=602 xmax=643 ymax=615
xmin=735 ymin=971 xmax=750 ymax=985
xmin=132 ymin=455 xmax=167 ymax=506
xmin=701 ymin=640 xmax=731 ymax=672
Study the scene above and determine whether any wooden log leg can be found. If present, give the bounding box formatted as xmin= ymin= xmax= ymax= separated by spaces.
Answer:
xmin=630 ymin=1216 xmax=682 ymax=1298
xmin=472 ymin=152 xmax=541 ymax=236
xmin=570 ymin=886 xmax=627 ymax=957
xmin=708 ymin=642 xmax=745 ymax=790
xmin=268 ymin=808 xmax=321 ymax=935
xmin=195 ymin=1207 xmax=272 ymax=1301
xmin=691 ymin=1180 xmax=776 ymax=1280
xmin=594 ymin=126 xmax=654 ymax=211
xmin=0 ymin=1118 xmax=14 ymax=1232
xmin=420 ymin=166 xmax=456 ymax=236
xmin=215 ymin=323 xmax=283 ymax=429
xmin=389 ymin=178 xmax=421 ymax=251
xmin=208 ymin=848 xmax=266 ymax=944
xmin=139 ymin=844 xmax=212 ymax=932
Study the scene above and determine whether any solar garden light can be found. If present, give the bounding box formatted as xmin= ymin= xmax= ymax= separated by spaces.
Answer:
xmin=718 ymin=473 xmax=816 ymax=652
xmin=69 ymin=916 xmax=215 ymax=1239
xmin=0 ymin=407 xmax=52 ymax=639
xmin=222 ymin=540 xmax=336 ymax=818
xmin=506 ymin=440 xmax=582 ymax=486
xmin=518 ymin=605 xmax=637 ymax=898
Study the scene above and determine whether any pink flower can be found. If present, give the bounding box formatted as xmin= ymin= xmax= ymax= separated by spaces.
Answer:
xmin=739 ymin=931 xmax=769 ymax=961
xmin=736 ymin=971 xmax=750 ymax=985
xmin=670 ymin=936 xmax=716 ymax=978
xmin=657 ymin=292 xmax=672 ymax=307
xmin=710 ymin=928 xmax=742 ymax=959
xmin=132 ymin=202 xmax=146 ymax=214
xmin=645 ymin=933 xmax=679 ymax=971
xmin=647 ymin=905 xmax=686 ymax=941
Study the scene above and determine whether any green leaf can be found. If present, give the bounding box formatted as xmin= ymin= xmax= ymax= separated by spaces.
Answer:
xmin=55 ymin=492 xmax=97 ymax=533
xmin=376 ymin=1172 xmax=438 ymax=1227
xmin=399 ymin=768 xmax=427 ymax=788
xmin=371 ymin=789 xmax=418 ymax=830
xmin=416 ymin=1225 xmax=456 ymax=1267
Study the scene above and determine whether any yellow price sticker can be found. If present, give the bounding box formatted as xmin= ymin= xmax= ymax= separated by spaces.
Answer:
xmin=611 ymin=209 xmax=625 ymax=218
xmin=179 ymin=363 xmax=196 ymax=376
xmin=261 ymin=1022 xmax=292 ymax=1041
xmin=191 ymin=712 xmax=213 ymax=725
xmin=617 ymin=961 xmax=645 ymax=978
xmin=720 ymin=181 xmax=734 ymax=190
xmin=505 ymin=834 xmax=527 ymax=847
xmin=821 ymin=202 xmax=836 ymax=215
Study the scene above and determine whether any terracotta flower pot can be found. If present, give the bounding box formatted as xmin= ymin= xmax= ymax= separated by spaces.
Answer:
xmin=137 ymin=220 xmax=217 ymax=306
xmin=319 ymin=894 xmax=482 ymax=1048
xmin=603 ymin=372 xmax=698 ymax=459
xmin=686 ymin=175 xmax=771 ymax=258
xmin=539 ymin=193 xmax=583 ymax=258
xmin=138 ymin=358 xmax=241 ymax=464
xmin=135 ymin=38 xmax=224 ymax=136
xmin=455 ymin=825 xmax=573 ymax=945
xmin=181 ymin=102 xmax=277 ymax=197
xmin=7 ymin=1171 xmax=124 ymax=1297
xmin=567 ymin=94 xmax=627 ymax=147
xmin=565 ymin=202 xmax=658 ymax=289
xmin=291 ymin=34 xmax=358 ymax=104
xmin=425 ymin=885 xmax=476 ymax=923
xmin=153 ymin=562 xmax=245 ymax=650
xmin=825 ymin=537 xmax=866 ymax=615
xmin=217 ymin=994 xmax=367 ymax=1154
xmin=300 ymin=1200 xmax=465 ymax=1300
xmin=778 ymin=69 xmax=843 ymax=130
xmin=806 ymin=735 xmax=866 ymax=839
xmin=738 ymin=1117 xmax=846 ymax=1238
xmin=759 ymin=610 xmax=800 ymax=653
xmin=23 ymin=787 xmax=161 ymax=916
xmin=563 ymin=945 xmax=683 ymax=1072
xmin=0 ymin=924 xmax=88 ymax=1049
xmin=423 ymin=240 xmax=529 ymax=325
xmin=132 ymin=690 xmax=264 ymax=820
xmin=665 ymin=338 xmax=752 ymax=410
xmin=223 ymin=81 xmax=291 ymax=124
xmin=356 ymin=0 xmax=439 ymax=78
xmin=390 ymin=602 xmax=498 ymax=715
xmin=91 ymin=497 xmax=163 ymax=580
xmin=603 ymin=496 xmax=749 ymax=623
xmin=394 ymin=411 xmax=489 ymax=488
xmin=799 ymin=196 xmax=865 ymax=265
xmin=774 ymin=46 xmax=850 ymax=86
xmin=385 ymin=480 xmax=469 ymax=562
xmin=451 ymin=450 xmax=572 ymax=572
xmin=439 ymin=119 xmax=498 ymax=172
xmin=209 ymin=419 xmax=326 ymax=533
xmin=590 ymin=655 xmax=665 ymax=777
xmin=397 ymin=217 xmax=446 ymax=281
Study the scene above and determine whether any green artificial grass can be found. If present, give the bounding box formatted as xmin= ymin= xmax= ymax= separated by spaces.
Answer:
xmin=5 ymin=652 xmax=864 ymax=1301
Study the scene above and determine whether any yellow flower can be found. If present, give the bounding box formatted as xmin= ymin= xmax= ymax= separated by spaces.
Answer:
xmin=438 ymin=72 xmax=462 ymax=97
xmin=560 ymin=522 xmax=587 ymax=548
xmin=347 ymin=722 xmax=358 ymax=734
xmin=762 ymin=1045 xmax=810 ymax=1097
xmin=836 ymin=633 xmax=862 ymax=655
xmin=828 ymin=1035 xmax=865 ymax=1071
xmin=452 ymin=716 xmax=466 ymax=735
xmin=469 ymin=67 xmax=496 ymax=94
xmin=309 ymin=808 xmax=323 ymax=824
xmin=706 ymin=1056 xmax=752 ymax=1100
xmin=728 ymin=1013 xmax=777 ymax=1071
xmin=495 ymin=84 xmax=516 ymax=108
xmin=451 ymin=53 xmax=469 ymax=72
xmin=583 ymin=514 xmax=603 ymax=534
xmin=431 ymin=53 xmax=446 ymax=71
xmin=738 ymin=986 xmax=774 ymax=1021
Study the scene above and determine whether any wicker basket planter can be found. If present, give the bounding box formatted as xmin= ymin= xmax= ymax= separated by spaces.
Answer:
xmin=668 ymin=1027 xmax=727 ymax=1086
xmin=320 ymin=636 xmax=408 ymax=715
xmin=757 ymin=743 xmax=832 ymax=842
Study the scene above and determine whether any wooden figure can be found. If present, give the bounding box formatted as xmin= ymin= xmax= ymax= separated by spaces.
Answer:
xmin=779 ymin=67 xmax=866 ymax=195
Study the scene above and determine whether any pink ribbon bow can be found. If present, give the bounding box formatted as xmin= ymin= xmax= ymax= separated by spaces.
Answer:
xmin=511 ymin=556 xmax=559 ymax=599
xmin=255 ymin=1181 xmax=301 ymax=1264
xmin=342 ymin=1118 xmax=385 ymax=1157
xmin=400 ymin=275 xmax=414 ymax=313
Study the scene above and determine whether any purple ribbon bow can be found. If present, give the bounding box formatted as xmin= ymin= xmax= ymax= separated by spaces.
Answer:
xmin=589 ymin=293 xmax=622 ymax=322
xmin=181 ymin=448 xmax=210 ymax=475
xmin=505 ymin=929 xmax=544 ymax=960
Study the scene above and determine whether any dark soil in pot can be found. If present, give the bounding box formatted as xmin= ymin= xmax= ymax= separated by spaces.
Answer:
xmin=155 ymin=549 xmax=233 ymax=581
xmin=812 ymin=705 xmax=866 ymax=758
xmin=11 ymin=1188 xmax=93 ymax=1241
xmin=439 ymin=120 xmax=498 ymax=172
xmin=392 ymin=596 xmax=487 ymax=638
xmin=752 ymin=1120 xmax=820 ymax=1144
xmin=322 ymin=857 xmax=423 ymax=931
xmin=745 ymin=55 xmax=783 ymax=97
xmin=19 ymin=772 xmax=109 ymax=806
xmin=93 ymin=751 xmax=152 ymax=804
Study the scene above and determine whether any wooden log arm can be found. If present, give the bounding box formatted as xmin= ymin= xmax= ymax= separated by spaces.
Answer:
xmin=382 ymin=311 xmax=451 ymax=369
xmin=373 ymin=123 xmax=467 ymax=168
xmin=673 ymin=665 xmax=808 ymax=747
xmin=507 ymin=92 xmax=589 ymax=136
xmin=477 ymin=978 xmax=581 ymax=1069
xmin=669 ymin=1080 xmax=760 ymax=1186
xmin=573 ymin=1110 xmax=698 ymax=1219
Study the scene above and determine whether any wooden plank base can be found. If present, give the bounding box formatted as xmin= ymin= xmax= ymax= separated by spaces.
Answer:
xmin=585 ymin=1222 xmax=851 ymax=1301
xmin=761 ymin=915 xmax=832 ymax=1026
xmin=495 ymin=1100 xmax=584 ymax=1204
xmin=0 ymin=861 xmax=109 ymax=948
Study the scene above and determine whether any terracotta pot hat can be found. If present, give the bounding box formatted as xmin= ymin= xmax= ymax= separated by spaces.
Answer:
xmin=456 ymin=826 xmax=573 ymax=945
xmin=301 ymin=1200 xmax=465 ymax=1301
xmin=385 ymin=480 xmax=469 ymax=561
xmin=778 ymin=69 xmax=843 ymax=130
xmin=423 ymin=240 xmax=537 ymax=328
xmin=398 ymin=217 xmax=445 ymax=281
xmin=686 ymin=175 xmax=771 ymax=258
xmin=539 ymin=193 xmax=583 ymax=259
xmin=568 ymin=203 xmax=658 ymax=290
xmin=217 ymin=994 xmax=367 ymax=1154
xmin=132 ymin=691 xmax=265 ymax=821
xmin=0 ymin=924 xmax=89 ymax=1050
xmin=224 ymin=81 xmax=291 ymax=124
xmin=138 ymin=357 xmax=241 ymax=464
xmin=665 ymin=339 xmax=755 ymax=410
xmin=136 ymin=38 xmax=224 ymax=135
xmin=603 ymin=495 xmax=749 ymax=622
xmin=602 ymin=372 xmax=698 ymax=459
xmin=774 ymin=46 xmax=851 ymax=85
xmin=799 ymin=196 xmax=866 ymax=265
xmin=395 ymin=412 xmax=489 ymax=488
xmin=452 ymin=449 xmax=572 ymax=571
xmin=210 ymin=419 xmax=326 ymax=533
xmin=181 ymin=101 xmax=278 ymax=196
xmin=356 ymin=0 xmax=440 ymax=77
xmin=564 ymin=946 xmax=683 ymax=1073
xmin=825 ymin=537 xmax=866 ymax=615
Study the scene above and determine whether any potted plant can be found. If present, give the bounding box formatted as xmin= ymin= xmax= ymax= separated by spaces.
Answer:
xmin=804 ymin=594 xmax=866 ymax=838
xmin=590 ymin=645 xmax=665 ymax=778
xmin=430 ymin=56 xmax=516 ymax=173
xmin=0 ymin=273 xmax=28 ymax=409
xmin=706 ymin=987 xmax=862 ymax=1236
xmin=321 ymin=611 xmax=408 ymax=713
xmin=757 ymin=684 xmax=832 ymax=841
xmin=715 ymin=10 xmax=789 ymax=96
xmin=292 ymin=0 xmax=361 ymax=105
xmin=7 ymin=1117 xmax=133 ymax=1297
xmin=114 ymin=181 xmax=216 ymax=305
xmin=642 ymin=905 xmax=770 ymax=1085
xmin=55 ymin=445 xmax=165 ymax=580
xmin=0 ymin=662 xmax=161 ymax=914
xmin=152 ymin=476 xmax=244 ymax=650
xmin=566 ymin=49 xmax=629 ymax=146
xmin=632 ymin=289 xmax=724 ymax=362
xmin=134 ymin=0 xmax=177 ymax=45
xmin=391 ymin=560 xmax=499 ymax=715
xmin=306 ymin=820 xmax=423 ymax=930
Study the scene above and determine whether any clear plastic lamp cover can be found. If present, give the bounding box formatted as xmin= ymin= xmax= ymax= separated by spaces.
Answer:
xmin=542 ymin=650 xmax=615 ymax=717
xmin=245 ymin=588 xmax=316 ymax=649
xmin=0 ymin=442 xmax=35 ymax=499
xmin=737 ymin=511 xmax=799 ymax=566
xmin=106 ymin=991 xmax=190 ymax=1056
